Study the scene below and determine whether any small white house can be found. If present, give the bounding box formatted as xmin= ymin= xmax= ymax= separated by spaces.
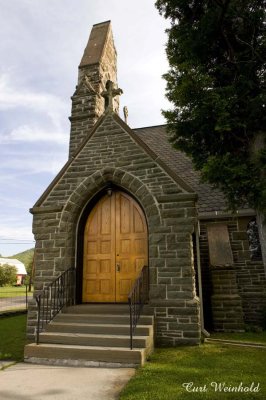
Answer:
xmin=0 ymin=258 xmax=27 ymax=285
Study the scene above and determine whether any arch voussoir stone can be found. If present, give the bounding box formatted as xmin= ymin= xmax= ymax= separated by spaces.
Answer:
xmin=60 ymin=168 xmax=160 ymax=232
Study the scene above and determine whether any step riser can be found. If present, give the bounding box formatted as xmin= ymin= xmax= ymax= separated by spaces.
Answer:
xmin=46 ymin=324 xmax=151 ymax=336
xmin=25 ymin=305 xmax=154 ymax=367
xmin=64 ymin=305 xmax=130 ymax=315
xmin=64 ymin=305 xmax=153 ymax=316
xmin=24 ymin=344 xmax=144 ymax=365
xmin=55 ymin=315 xmax=153 ymax=325
xmin=39 ymin=334 xmax=147 ymax=348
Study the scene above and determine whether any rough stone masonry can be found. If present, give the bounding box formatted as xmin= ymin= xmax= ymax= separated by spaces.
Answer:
xmin=27 ymin=21 xmax=201 ymax=345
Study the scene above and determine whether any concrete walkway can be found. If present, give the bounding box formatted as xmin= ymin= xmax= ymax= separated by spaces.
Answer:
xmin=0 ymin=363 xmax=135 ymax=400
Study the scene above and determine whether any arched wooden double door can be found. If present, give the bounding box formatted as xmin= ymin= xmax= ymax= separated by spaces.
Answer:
xmin=82 ymin=191 xmax=148 ymax=303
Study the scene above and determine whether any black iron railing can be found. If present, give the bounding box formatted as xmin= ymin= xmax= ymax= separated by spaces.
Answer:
xmin=128 ymin=265 xmax=149 ymax=349
xmin=35 ymin=267 xmax=75 ymax=344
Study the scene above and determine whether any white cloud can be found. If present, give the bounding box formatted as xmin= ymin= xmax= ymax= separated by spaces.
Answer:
xmin=0 ymin=154 xmax=66 ymax=176
xmin=0 ymin=194 xmax=30 ymax=210
xmin=0 ymin=124 xmax=68 ymax=145
xmin=0 ymin=215 xmax=34 ymax=246
xmin=0 ymin=73 xmax=67 ymax=112
xmin=0 ymin=73 xmax=69 ymax=145
xmin=0 ymin=225 xmax=34 ymax=243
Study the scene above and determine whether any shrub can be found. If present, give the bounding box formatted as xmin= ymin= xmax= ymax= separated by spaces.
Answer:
xmin=0 ymin=264 xmax=17 ymax=286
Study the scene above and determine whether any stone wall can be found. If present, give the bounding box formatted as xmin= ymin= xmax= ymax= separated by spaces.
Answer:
xmin=69 ymin=23 xmax=119 ymax=158
xmin=199 ymin=216 xmax=266 ymax=329
xmin=210 ymin=268 xmax=244 ymax=331
xmin=28 ymin=113 xmax=201 ymax=345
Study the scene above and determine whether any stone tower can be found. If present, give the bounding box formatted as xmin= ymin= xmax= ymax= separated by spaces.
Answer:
xmin=69 ymin=21 xmax=119 ymax=157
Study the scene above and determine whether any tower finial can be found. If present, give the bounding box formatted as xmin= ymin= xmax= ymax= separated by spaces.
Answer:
xmin=123 ymin=106 xmax=128 ymax=124
xmin=101 ymin=80 xmax=123 ymax=113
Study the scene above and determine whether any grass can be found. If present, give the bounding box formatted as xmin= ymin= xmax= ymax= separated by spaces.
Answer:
xmin=0 ymin=314 xmax=29 ymax=361
xmin=120 ymin=345 xmax=266 ymax=400
xmin=210 ymin=331 xmax=266 ymax=344
xmin=1 ymin=313 xmax=265 ymax=399
xmin=0 ymin=285 xmax=32 ymax=298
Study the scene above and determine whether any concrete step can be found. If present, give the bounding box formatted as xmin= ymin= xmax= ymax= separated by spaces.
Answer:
xmin=24 ymin=343 xmax=145 ymax=366
xmin=25 ymin=304 xmax=154 ymax=367
xmin=64 ymin=304 xmax=129 ymax=315
xmin=54 ymin=313 xmax=154 ymax=325
xmin=46 ymin=321 xmax=152 ymax=336
xmin=39 ymin=331 xmax=149 ymax=348
xmin=63 ymin=304 xmax=153 ymax=315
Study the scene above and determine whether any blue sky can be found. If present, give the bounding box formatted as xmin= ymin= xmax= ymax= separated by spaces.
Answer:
xmin=0 ymin=0 xmax=170 ymax=256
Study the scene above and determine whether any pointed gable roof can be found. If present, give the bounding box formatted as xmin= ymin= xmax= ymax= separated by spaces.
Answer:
xmin=31 ymin=113 xmax=254 ymax=216
xmin=32 ymin=113 xmax=195 ymax=209
xmin=73 ymin=75 xmax=97 ymax=96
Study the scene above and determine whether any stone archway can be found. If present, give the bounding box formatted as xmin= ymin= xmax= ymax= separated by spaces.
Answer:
xmin=81 ymin=189 xmax=148 ymax=303
xmin=57 ymin=167 xmax=161 ymax=302
xmin=59 ymin=167 xmax=160 ymax=232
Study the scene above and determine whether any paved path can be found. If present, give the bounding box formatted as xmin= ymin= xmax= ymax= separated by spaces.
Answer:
xmin=0 ymin=295 xmax=33 ymax=312
xmin=0 ymin=363 xmax=135 ymax=400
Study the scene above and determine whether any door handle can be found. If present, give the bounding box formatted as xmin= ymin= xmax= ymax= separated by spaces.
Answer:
xmin=116 ymin=263 xmax=120 ymax=272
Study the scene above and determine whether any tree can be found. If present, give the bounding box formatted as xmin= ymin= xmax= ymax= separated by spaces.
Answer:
xmin=24 ymin=259 xmax=34 ymax=291
xmin=155 ymin=0 xmax=265 ymax=214
xmin=0 ymin=264 xmax=17 ymax=286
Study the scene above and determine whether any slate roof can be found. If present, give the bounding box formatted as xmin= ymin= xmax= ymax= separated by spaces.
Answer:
xmin=133 ymin=125 xmax=227 ymax=214
xmin=34 ymin=113 xmax=251 ymax=216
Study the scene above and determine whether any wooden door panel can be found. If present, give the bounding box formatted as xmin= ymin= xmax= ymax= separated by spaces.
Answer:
xmin=134 ymin=239 xmax=146 ymax=254
xmin=100 ymin=198 xmax=112 ymax=234
xmin=120 ymin=259 xmax=131 ymax=273
xmin=100 ymin=259 xmax=111 ymax=273
xmin=100 ymin=240 xmax=112 ymax=254
xmin=83 ymin=195 xmax=116 ymax=302
xmin=115 ymin=192 xmax=148 ymax=302
xmin=83 ymin=191 xmax=148 ymax=303
xmin=119 ymin=279 xmax=131 ymax=296
xmin=120 ymin=239 xmax=131 ymax=254
xmin=120 ymin=195 xmax=131 ymax=233
xmin=133 ymin=206 xmax=145 ymax=233
xmin=85 ymin=279 xmax=99 ymax=294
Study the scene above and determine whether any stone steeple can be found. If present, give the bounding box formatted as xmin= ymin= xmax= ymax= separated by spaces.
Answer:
xmin=69 ymin=21 xmax=119 ymax=157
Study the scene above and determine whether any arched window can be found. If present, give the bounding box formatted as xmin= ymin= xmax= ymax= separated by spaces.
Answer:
xmin=247 ymin=218 xmax=262 ymax=260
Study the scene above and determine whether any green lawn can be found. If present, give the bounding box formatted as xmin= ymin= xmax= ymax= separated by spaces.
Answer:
xmin=210 ymin=331 xmax=266 ymax=344
xmin=0 ymin=314 xmax=29 ymax=361
xmin=0 ymin=286 xmax=32 ymax=298
xmin=120 ymin=345 xmax=266 ymax=400
xmin=1 ymin=313 xmax=265 ymax=399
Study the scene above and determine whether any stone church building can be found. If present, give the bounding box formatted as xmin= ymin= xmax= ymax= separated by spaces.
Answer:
xmin=25 ymin=21 xmax=266 ymax=365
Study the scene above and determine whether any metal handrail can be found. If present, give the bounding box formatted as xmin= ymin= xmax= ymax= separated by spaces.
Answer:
xmin=128 ymin=265 xmax=149 ymax=349
xmin=35 ymin=267 xmax=75 ymax=344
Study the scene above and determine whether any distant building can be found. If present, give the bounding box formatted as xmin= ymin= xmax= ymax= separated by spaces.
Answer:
xmin=0 ymin=258 xmax=27 ymax=285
